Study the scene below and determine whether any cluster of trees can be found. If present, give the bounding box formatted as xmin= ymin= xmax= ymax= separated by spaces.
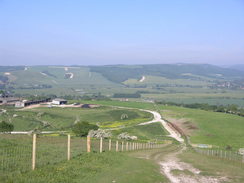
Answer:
xmin=113 ymin=92 xmax=141 ymax=98
xmin=0 ymin=121 xmax=14 ymax=132
xmin=156 ymin=101 xmax=244 ymax=117
xmin=61 ymin=93 xmax=111 ymax=101
xmin=72 ymin=121 xmax=98 ymax=137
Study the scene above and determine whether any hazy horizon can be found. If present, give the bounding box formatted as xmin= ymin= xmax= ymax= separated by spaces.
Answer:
xmin=1 ymin=0 xmax=244 ymax=66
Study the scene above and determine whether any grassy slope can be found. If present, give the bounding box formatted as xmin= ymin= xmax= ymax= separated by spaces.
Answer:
xmin=161 ymin=105 xmax=244 ymax=149
xmin=112 ymin=122 xmax=169 ymax=141
xmin=1 ymin=151 xmax=167 ymax=183
xmin=74 ymin=100 xmax=244 ymax=149
xmin=129 ymin=145 xmax=244 ymax=182
xmin=123 ymin=75 xmax=211 ymax=86
xmin=11 ymin=66 xmax=122 ymax=95
xmin=0 ymin=106 xmax=152 ymax=131
xmin=179 ymin=149 xmax=244 ymax=183
xmin=2 ymin=65 xmax=244 ymax=106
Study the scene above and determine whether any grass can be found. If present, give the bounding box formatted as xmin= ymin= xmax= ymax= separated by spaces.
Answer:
xmin=129 ymin=144 xmax=244 ymax=182
xmin=160 ymin=105 xmax=244 ymax=150
xmin=0 ymin=106 xmax=152 ymax=131
xmin=112 ymin=122 xmax=169 ymax=141
xmin=1 ymin=151 xmax=167 ymax=183
xmin=143 ymin=91 xmax=244 ymax=107
xmin=179 ymin=149 xmax=244 ymax=183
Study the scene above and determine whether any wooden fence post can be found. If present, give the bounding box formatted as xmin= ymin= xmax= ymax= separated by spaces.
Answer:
xmin=87 ymin=136 xmax=91 ymax=153
xmin=121 ymin=141 xmax=124 ymax=152
xmin=109 ymin=139 xmax=111 ymax=151
xmin=100 ymin=137 xmax=103 ymax=153
xmin=67 ymin=134 xmax=71 ymax=160
xmin=32 ymin=134 xmax=36 ymax=170
xmin=116 ymin=141 xmax=119 ymax=152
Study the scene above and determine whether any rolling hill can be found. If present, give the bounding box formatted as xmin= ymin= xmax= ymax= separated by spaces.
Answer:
xmin=0 ymin=64 xmax=244 ymax=106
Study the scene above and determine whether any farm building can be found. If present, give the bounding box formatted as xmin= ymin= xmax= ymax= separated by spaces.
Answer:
xmin=0 ymin=97 xmax=21 ymax=106
xmin=52 ymin=98 xmax=67 ymax=105
xmin=15 ymin=98 xmax=51 ymax=108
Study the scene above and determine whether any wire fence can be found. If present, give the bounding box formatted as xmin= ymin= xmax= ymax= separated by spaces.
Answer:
xmin=194 ymin=147 xmax=244 ymax=164
xmin=0 ymin=134 xmax=164 ymax=176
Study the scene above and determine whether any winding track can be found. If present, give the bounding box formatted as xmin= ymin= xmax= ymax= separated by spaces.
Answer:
xmin=8 ymin=104 xmax=184 ymax=143
xmin=138 ymin=109 xmax=184 ymax=143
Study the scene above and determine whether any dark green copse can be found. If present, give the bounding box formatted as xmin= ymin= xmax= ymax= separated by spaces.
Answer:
xmin=0 ymin=121 xmax=14 ymax=132
xmin=72 ymin=121 xmax=98 ymax=137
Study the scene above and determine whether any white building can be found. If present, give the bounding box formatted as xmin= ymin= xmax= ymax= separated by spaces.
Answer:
xmin=52 ymin=98 xmax=67 ymax=105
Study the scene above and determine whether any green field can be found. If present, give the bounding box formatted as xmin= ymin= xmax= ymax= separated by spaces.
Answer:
xmin=1 ymin=99 xmax=244 ymax=182
xmin=1 ymin=150 xmax=167 ymax=183
xmin=160 ymin=105 xmax=244 ymax=150
xmin=179 ymin=149 xmax=244 ymax=183
xmin=111 ymin=122 xmax=169 ymax=141
xmin=2 ymin=142 xmax=243 ymax=183
xmin=0 ymin=105 xmax=153 ymax=131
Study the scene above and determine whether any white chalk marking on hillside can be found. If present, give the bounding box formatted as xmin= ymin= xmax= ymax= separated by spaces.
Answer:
xmin=4 ymin=72 xmax=11 ymax=75
xmin=40 ymin=72 xmax=47 ymax=76
xmin=66 ymin=72 xmax=74 ymax=79
xmin=139 ymin=76 xmax=145 ymax=82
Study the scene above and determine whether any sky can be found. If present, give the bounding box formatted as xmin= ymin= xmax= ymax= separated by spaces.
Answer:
xmin=0 ymin=0 xmax=244 ymax=66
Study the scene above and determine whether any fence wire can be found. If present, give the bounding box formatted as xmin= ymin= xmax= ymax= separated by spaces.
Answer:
xmin=1 ymin=134 xmax=164 ymax=177
xmin=194 ymin=148 xmax=244 ymax=163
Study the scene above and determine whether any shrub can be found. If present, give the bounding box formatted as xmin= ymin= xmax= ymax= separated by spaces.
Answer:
xmin=72 ymin=121 xmax=98 ymax=137
xmin=88 ymin=129 xmax=112 ymax=138
xmin=117 ymin=132 xmax=137 ymax=140
xmin=0 ymin=121 xmax=14 ymax=132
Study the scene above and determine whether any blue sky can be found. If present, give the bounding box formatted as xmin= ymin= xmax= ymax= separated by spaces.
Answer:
xmin=0 ymin=0 xmax=244 ymax=65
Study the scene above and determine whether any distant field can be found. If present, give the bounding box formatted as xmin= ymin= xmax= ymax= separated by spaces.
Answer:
xmin=143 ymin=92 xmax=244 ymax=107
xmin=0 ymin=106 xmax=152 ymax=131
xmin=123 ymin=75 xmax=212 ymax=87
xmin=160 ymin=105 xmax=244 ymax=150
xmin=1 ymin=65 xmax=244 ymax=107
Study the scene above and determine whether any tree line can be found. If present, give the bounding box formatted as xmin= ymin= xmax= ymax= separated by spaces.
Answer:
xmin=156 ymin=101 xmax=244 ymax=117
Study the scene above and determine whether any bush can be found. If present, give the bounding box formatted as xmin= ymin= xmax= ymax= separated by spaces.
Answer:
xmin=0 ymin=121 xmax=14 ymax=132
xmin=117 ymin=132 xmax=137 ymax=140
xmin=88 ymin=129 xmax=112 ymax=138
xmin=72 ymin=121 xmax=98 ymax=137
